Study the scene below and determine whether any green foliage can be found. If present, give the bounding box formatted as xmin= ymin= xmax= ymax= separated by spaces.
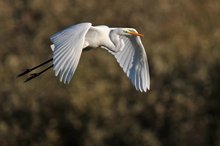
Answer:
xmin=0 ymin=0 xmax=219 ymax=146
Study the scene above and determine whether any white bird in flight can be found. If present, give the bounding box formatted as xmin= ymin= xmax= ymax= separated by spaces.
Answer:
xmin=18 ymin=22 xmax=150 ymax=92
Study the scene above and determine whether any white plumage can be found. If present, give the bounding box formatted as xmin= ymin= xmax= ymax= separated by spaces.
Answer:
xmin=50 ymin=22 xmax=150 ymax=92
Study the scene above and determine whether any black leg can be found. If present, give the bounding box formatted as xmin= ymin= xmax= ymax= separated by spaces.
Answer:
xmin=24 ymin=65 xmax=54 ymax=82
xmin=18 ymin=48 xmax=91 ymax=82
xmin=17 ymin=58 xmax=53 ymax=77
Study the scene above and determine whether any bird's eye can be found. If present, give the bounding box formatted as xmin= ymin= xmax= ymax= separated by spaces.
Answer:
xmin=123 ymin=30 xmax=128 ymax=33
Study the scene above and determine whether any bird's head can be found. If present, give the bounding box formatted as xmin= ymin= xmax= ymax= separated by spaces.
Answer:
xmin=122 ymin=28 xmax=144 ymax=37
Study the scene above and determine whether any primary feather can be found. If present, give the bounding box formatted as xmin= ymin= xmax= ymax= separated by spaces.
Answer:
xmin=114 ymin=35 xmax=150 ymax=92
xmin=50 ymin=23 xmax=91 ymax=84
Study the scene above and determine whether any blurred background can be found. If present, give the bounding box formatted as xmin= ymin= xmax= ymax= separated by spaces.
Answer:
xmin=0 ymin=0 xmax=219 ymax=146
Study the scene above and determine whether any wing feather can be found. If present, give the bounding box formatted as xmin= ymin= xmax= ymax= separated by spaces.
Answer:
xmin=50 ymin=22 xmax=92 ymax=84
xmin=113 ymin=33 xmax=150 ymax=92
xmin=121 ymin=47 xmax=131 ymax=72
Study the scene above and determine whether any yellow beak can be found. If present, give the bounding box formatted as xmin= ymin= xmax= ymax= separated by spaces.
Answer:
xmin=128 ymin=31 xmax=144 ymax=37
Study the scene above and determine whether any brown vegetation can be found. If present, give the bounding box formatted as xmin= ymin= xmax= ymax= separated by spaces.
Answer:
xmin=0 ymin=0 xmax=219 ymax=146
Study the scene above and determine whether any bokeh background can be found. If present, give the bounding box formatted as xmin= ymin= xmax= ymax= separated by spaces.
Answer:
xmin=0 ymin=0 xmax=219 ymax=146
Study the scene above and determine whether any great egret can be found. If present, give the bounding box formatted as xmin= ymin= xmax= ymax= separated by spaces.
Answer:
xmin=18 ymin=22 xmax=150 ymax=92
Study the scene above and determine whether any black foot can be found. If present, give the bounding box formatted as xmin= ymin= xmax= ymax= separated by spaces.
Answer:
xmin=17 ymin=69 xmax=32 ymax=77
xmin=24 ymin=73 xmax=40 ymax=82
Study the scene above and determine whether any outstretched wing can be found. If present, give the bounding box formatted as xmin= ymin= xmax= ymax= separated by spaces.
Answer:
xmin=113 ymin=33 xmax=150 ymax=92
xmin=50 ymin=23 xmax=92 ymax=84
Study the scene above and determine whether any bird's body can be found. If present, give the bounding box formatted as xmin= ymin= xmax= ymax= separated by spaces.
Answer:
xmin=18 ymin=22 xmax=150 ymax=92
xmin=84 ymin=25 xmax=113 ymax=49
